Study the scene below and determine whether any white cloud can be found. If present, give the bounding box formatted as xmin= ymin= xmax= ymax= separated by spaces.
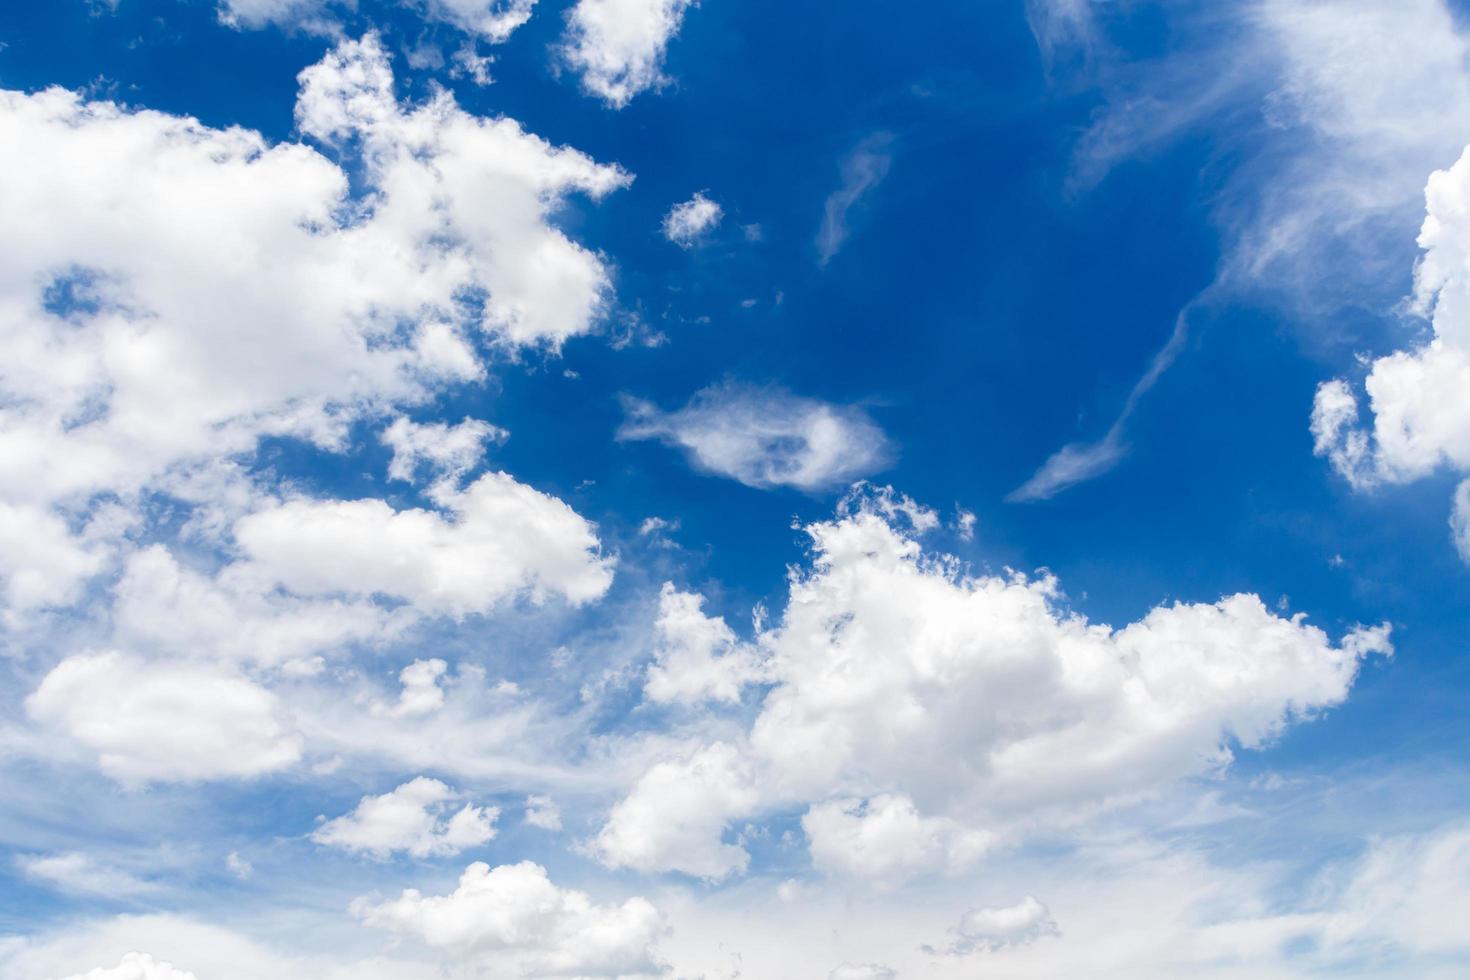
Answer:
xmin=524 ymin=794 xmax=563 ymax=831
xmin=1020 ymin=0 xmax=1470 ymax=500
xmin=51 ymin=952 xmax=198 ymax=980
xmin=312 ymin=777 xmax=498 ymax=859
xmin=558 ymin=0 xmax=695 ymax=108
xmin=232 ymin=471 xmax=615 ymax=616
xmin=593 ymin=742 xmax=757 ymax=882
xmin=1313 ymin=142 xmax=1470 ymax=561
xmin=0 ymin=34 xmax=627 ymax=624
xmin=421 ymin=0 xmax=539 ymax=42
xmin=218 ymin=0 xmax=539 ymax=42
xmin=645 ymin=583 xmax=766 ymax=705
xmin=596 ymin=487 xmax=1390 ymax=879
xmin=827 ymin=966 xmax=895 ymax=980
xmin=925 ymin=896 xmax=1060 ymax=955
xmin=385 ymin=659 xmax=451 ymax=718
xmin=26 ymin=652 xmax=302 ymax=783
xmin=662 ymin=192 xmax=722 ymax=247
xmin=383 ymin=416 xmax=505 ymax=485
xmin=817 ymin=133 xmax=894 ymax=267
xmin=18 ymin=853 xmax=156 ymax=899
xmin=0 ymin=502 xmax=106 ymax=623
xmin=353 ymin=861 xmax=667 ymax=976
xmin=113 ymin=545 xmax=400 ymax=669
xmin=802 ymin=795 xmax=992 ymax=886
xmin=619 ymin=383 xmax=892 ymax=491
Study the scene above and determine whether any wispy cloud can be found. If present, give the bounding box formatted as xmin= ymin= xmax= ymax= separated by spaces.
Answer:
xmin=817 ymin=133 xmax=895 ymax=266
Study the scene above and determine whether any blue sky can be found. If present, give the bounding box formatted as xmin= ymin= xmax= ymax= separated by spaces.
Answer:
xmin=1 ymin=1 xmax=1469 ymax=977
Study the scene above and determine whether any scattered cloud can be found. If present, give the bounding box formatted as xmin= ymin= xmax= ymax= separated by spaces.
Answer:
xmin=817 ymin=133 xmax=894 ymax=266
xmin=662 ymin=192 xmax=723 ymax=247
xmin=618 ymin=383 xmax=893 ymax=491
xmin=558 ymin=0 xmax=695 ymax=108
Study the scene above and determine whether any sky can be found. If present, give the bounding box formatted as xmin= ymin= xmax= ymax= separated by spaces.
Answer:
xmin=0 ymin=0 xmax=1469 ymax=977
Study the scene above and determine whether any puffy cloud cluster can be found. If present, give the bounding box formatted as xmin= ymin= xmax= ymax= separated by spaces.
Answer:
xmin=558 ymin=0 xmax=695 ymax=108
xmin=0 ymin=34 xmax=625 ymax=621
xmin=353 ymin=861 xmax=667 ymax=977
xmin=383 ymin=416 xmax=506 ymax=485
xmin=1313 ymin=143 xmax=1470 ymax=562
xmin=619 ymin=383 xmax=892 ymax=491
xmin=662 ymin=192 xmax=723 ymax=247
xmin=596 ymin=489 xmax=1390 ymax=882
xmin=312 ymin=778 xmax=498 ymax=859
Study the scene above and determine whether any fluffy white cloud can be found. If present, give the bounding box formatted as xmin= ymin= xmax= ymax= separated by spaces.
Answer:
xmin=1313 ymin=143 xmax=1470 ymax=560
xmin=558 ymin=0 xmax=694 ymax=108
xmin=925 ymin=896 xmax=1060 ymax=955
xmin=645 ymin=584 xmax=766 ymax=705
xmin=0 ymin=34 xmax=626 ymax=620
xmin=353 ymin=861 xmax=667 ymax=976
xmin=312 ymin=777 xmax=498 ymax=859
xmin=662 ymin=192 xmax=722 ymax=247
xmin=232 ymin=471 xmax=615 ymax=616
xmin=619 ymin=383 xmax=892 ymax=491
xmin=0 ymin=502 xmax=106 ymax=623
xmin=593 ymin=743 xmax=757 ymax=882
xmin=383 ymin=416 xmax=505 ymax=485
xmin=51 ymin=953 xmax=198 ymax=980
xmin=597 ymin=488 xmax=1390 ymax=879
xmin=802 ymin=795 xmax=992 ymax=887
xmin=26 ymin=652 xmax=302 ymax=783
xmin=421 ymin=0 xmax=539 ymax=42
xmin=385 ymin=659 xmax=451 ymax=718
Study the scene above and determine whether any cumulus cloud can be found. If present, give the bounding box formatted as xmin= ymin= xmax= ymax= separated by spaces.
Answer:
xmin=618 ymin=383 xmax=892 ymax=491
xmin=593 ymin=742 xmax=757 ymax=881
xmin=232 ymin=471 xmax=615 ymax=616
xmin=645 ymin=583 xmax=767 ymax=705
xmin=51 ymin=952 xmax=198 ymax=980
xmin=595 ymin=487 xmax=1390 ymax=880
xmin=662 ymin=192 xmax=722 ymax=247
xmin=817 ymin=133 xmax=894 ymax=266
xmin=803 ymin=795 xmax=992 ymax=886
xmin=353 ymin=861 xmax=667 ymax=976
xmin=924 ymin=896 xmax=1060 ymax=956
xmin=383 ymin=417 xmax=505 ymax=485
xmin=312 ymin=778 xmax=498 ymax=859
xmin=1313 ymin=144 xmax=1470 ymax=561
xmin=26 ymin=652 xmax=302 ymax=784
xmin=0 ymin=34 xmax=626 ymax=620
xmin=558 ymin=0 xmax=695 ymax=108
xmin=384 ymin=660 xmax=451 ymax=718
